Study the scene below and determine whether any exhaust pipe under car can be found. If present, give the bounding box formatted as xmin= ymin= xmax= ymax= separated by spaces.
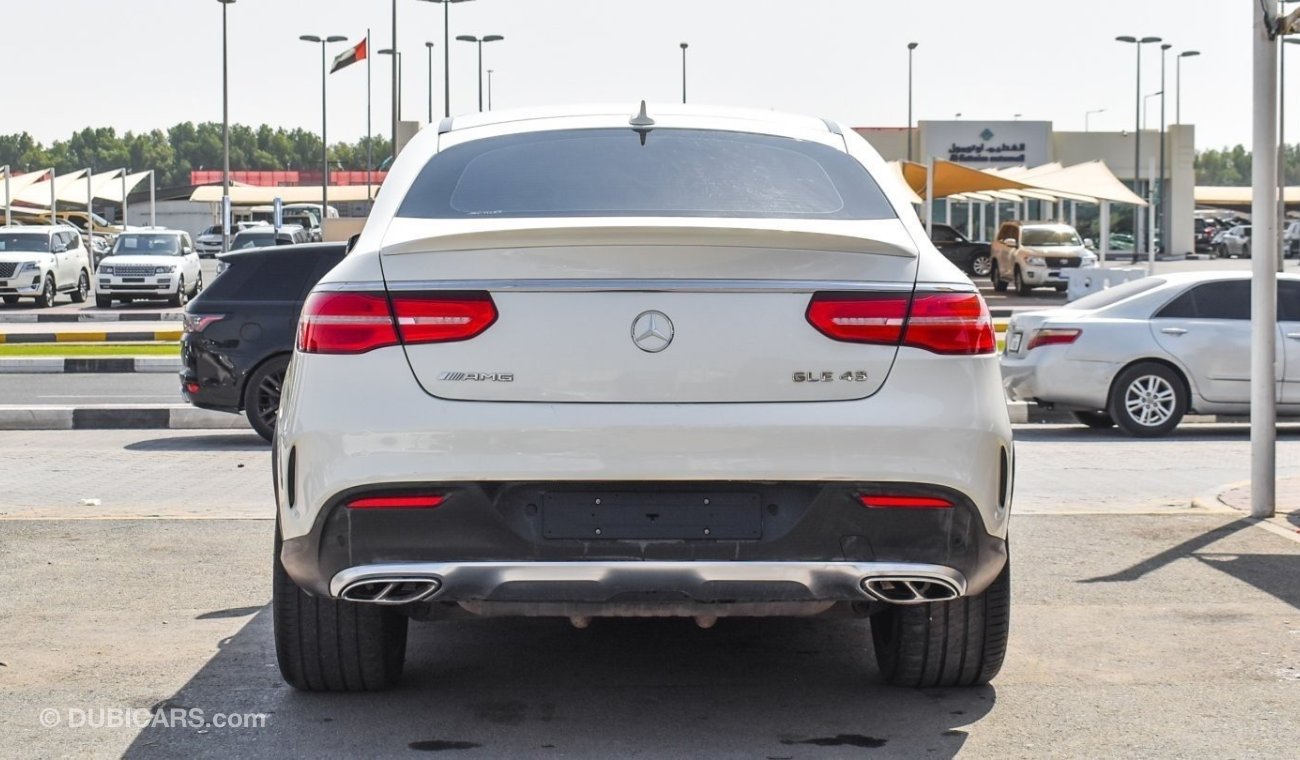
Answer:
xmin=861 ymin=576 xmax=961 ymax=604
xmin=339 ymin=578 xmax=442 ymax=605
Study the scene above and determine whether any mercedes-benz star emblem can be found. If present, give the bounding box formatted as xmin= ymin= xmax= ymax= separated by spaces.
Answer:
xmin=631 ymin=310 xmax=674 ymax=353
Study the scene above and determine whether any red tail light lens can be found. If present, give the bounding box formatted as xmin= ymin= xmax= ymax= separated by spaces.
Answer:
xmin=1026 ymin=328 xmax=1082 ymax=351
xmin=805 ymin=292 xmax=909 ymax=345
xmin=298 ymin=291 xmax=498 ymax=354
xmin=806 ymin=291 xmax=995 ymax=355
xmin=298 ymin=292 xmax=399 ymax=354
xmin=347 ymin=494 xmax=445 ymax=509
xmin=858 ymin=494 xmax=954 ymax=509
xmin=903 ymin=292 xmax=996 ymax=355
xmin=391 ymin=292 xmax=497 ymax=345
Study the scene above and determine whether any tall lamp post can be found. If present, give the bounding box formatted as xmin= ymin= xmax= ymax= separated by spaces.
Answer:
xmin=1084 ymin=108 xmax=1106 ymax=131
xmin=1281 ymin=38 xmax=1300 ymax=271
xmin=217 ymin=0 xmax=235 ymax=254
xmin=1175 ymin=50 xmax=1200 ymax=123
xmin=1158 ymin=43 xmax=1171 ymax=255
xmin=300 ymin=34 xmax=347 ymax=220
xmin=377 ymin=49 xmax=404 ymax=121
xmin=418 ymin=0 xmax=474 ymax=119
xmin=906 ymin=41 xmax=918 ymax=162
xmin=486 ymin=68 xmax=494 ymax=110
xmin=425 ymin=41 xmax=436 ymax=123
xmin=680 ymin=42 xmax=689 ymax=103
xmin=1116 ymin=35 xmax=1162 ymax=263
xmin=455 ymin=34 xmax=503 ymax=112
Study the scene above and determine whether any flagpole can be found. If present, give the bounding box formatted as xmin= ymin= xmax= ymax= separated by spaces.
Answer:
xmin=367 ymin=28 xmax=373 ymax=203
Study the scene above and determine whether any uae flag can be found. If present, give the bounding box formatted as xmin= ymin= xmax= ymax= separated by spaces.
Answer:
xmin=330 ymin=38 xmax=367 ymax=73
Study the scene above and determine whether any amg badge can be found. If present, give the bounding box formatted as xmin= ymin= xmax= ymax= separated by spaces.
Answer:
xmin=438 ymin=372 xmax=514 ymax=382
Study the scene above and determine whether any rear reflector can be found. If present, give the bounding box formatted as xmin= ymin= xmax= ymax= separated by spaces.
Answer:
xmin=807 ymin=291 xmax=995 ymax=355
xmin=298 ymin=291 xmax=497 ymax=354
xmin=347 ymin=494 xmax=446 ymax=509
xmin=858 ymin=494 xmax=954 ymax=509
xmin=1026 ymin=328 xmax=1082 ymax=351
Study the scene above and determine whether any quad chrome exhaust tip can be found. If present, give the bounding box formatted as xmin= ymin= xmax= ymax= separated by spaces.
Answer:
xmin=339 ymin=577 xmax=442 ymax=605
xmin=861 ymin=576 xmax=962 ymax=605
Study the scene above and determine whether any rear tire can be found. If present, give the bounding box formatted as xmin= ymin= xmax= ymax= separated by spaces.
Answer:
xmin=273 ymin=524 xmax=408 ymax=692
xmin=95 ymin=295 xmax=112 ymax=308
xmin=71 ymin=270 xmax=89 ymax=303
xmin=1108 ymin=362 xmax=1187 ymax=438
xmin=1072 ymin=410 xmax=1115 ymax=429
xmin=168 ymin=276 xmax=187 ymax=308
xmin=991 ymin=262 xmax=1007 ymax=292
xmin=243 ymin=355 xmax=290 ymax=442
xmin=1014 ymin=266 xmax=1032 ymax=295
xmin=1241 ymin=244 xmax=1250 ymax=259
xmin=970 ymin=253 xmax=992 ymax=278
xmin=871 ymin=557 xmax=1010 ymax=687
xmin=2 ymin=296 xmax=17 ymax=305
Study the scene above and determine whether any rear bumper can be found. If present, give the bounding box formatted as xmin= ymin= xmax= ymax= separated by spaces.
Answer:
xmin=1001 ymin=350 xmax=1116 ymax=409
xmin=280 ymin=480 xmax=1008 ymax=603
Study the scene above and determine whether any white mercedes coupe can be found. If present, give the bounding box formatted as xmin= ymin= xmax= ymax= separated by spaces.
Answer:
xmin=272 ymin=104 xmax=1012 ymax=691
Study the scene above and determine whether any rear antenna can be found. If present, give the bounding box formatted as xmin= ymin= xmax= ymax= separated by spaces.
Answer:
xmin=629 ymin=100 xmax=655 ymax=127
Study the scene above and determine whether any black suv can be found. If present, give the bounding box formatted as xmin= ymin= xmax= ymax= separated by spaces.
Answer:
xmin=930 ymin=223 xmax=992 ymax=278
xmin=180 ymin=242 xmax=346 ymax=440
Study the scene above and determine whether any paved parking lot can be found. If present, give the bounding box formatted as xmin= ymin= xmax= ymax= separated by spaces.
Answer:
xmin=1 ymin=427 xmax=1299 ymax=758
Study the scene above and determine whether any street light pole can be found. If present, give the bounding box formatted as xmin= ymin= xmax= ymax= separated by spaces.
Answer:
xmin=1116 ymin=35 xmax=1162 ymax=263
xmin=1281 ymin=39 xmax=1300 ymax=272
xmin=390 ymin=0 xmax=398 ymax=161
xmin=456 ymin=34 xmax=503 ymax=112
xmin=1159 ymin=43 xmax=1170 ymax=255
xmin=1085 ymin=108 xmax=1106 ymax=131
xmin=419 ymin=0 xmax=474 ymax=119
xmin=378 ymin=49 xmax=404 ymax=121
xmin=425 ymin=42 xmax=436 ymax=123
xmin=1175 ymin=50 xmax=1200 ymax=124
xmin=486 ymin=68 xmax=494 ymax=110
xmin=907 ymin=42 xmax=918 ymax=163
xmin=680 ymin=42 xmax=688 ymax=103
xmin=300 ymin=34 xmax=347 ymax=221
xmin=218 ymin=0 xmax=235 ymax=254
xmin=1249 ymin=0 xmax=1278 ymax=518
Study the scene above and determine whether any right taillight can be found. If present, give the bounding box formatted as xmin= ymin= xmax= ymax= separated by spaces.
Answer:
xmin=1026 ymin=328 xmax=1082 ymax=351
xmin=297 ymin=290 xmax=498 ymax=354
xmin=806 ymin=291 xmax=995 ymax=355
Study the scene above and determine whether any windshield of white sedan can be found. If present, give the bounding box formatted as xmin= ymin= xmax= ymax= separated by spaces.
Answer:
xmin=398 ymin=128 xmax=896 ymax=219
xmin=0 ymin=233 xmax=49 ymax=252
xmin=112 ymin=234 xmax=180 ymax=256
xmin=1021 ymin=228 xmax=1082 ymax=247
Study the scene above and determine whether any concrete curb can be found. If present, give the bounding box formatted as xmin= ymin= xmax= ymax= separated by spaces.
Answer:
xmin=0 ymin=357 xmax=180 ymax=374
xmin=0 ymin=311 xmax=183 ymax=324
xmin=0 ymin=405 xmax=248 ymax=431
xmin=0 ymin=329 xmax=181 ymax=344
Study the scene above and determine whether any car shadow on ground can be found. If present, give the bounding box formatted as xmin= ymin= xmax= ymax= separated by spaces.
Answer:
xmin=124 ymin=434 xmax=267 ymax=452
xmin=122 ymin=610 xmax=995 ymax=758
xmin=1011 ymin=423 xmax=1300 ymax=443
xmin=1078 ymin=517 xmax=1300 ymax=611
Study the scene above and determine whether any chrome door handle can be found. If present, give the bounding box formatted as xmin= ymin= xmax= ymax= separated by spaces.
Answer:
xmin=1160 ymin=327 xmax=1188 ymax=336
xmin=1287 ymin=332 xmax=1300 ymax=341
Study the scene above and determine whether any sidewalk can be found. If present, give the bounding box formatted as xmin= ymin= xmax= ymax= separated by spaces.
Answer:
xmin=1197 ymin=476 xmax=1300 ymax=535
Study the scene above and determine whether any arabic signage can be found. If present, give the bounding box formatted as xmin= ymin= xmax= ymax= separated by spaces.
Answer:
xmin=920 ymin=121 xmax=1051 ymax=167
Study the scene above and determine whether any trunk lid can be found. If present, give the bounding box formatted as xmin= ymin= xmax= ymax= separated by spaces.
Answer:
xmin=380 ymin=218 xmax=920 ymax=403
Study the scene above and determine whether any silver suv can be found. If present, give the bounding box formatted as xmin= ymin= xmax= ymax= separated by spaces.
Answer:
xmin=990 ymin=221 xmax=1097 ymax=295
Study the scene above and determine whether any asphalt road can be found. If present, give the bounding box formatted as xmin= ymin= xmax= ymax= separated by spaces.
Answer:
xmin=2 ymin=429 xmax=1300 ymax=757
xmin=0 ymin=373 xmax=182 ymax=405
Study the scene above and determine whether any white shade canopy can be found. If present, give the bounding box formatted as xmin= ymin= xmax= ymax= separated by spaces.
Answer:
xmin=2 ymin=168 xmax=55 ymax=201
xmin=13 ymin=169 xmax=88 ymax=206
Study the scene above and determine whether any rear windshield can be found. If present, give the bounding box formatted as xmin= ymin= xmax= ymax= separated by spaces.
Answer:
xmin=203 ymin=249 xmax=345 ymax=302
xmin=0 ymin=233 xmax=48 ymax=252
xmin=397 ymin=128 xmax=897 ymax=220
xmin=231 ymin=232 xmax=275 ymax=249
xmin=1063 ymin=277 xmax=1165 ymax=310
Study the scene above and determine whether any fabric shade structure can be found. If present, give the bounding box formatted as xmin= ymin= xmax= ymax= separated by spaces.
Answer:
xmin=92 ymin=171 xmax=153 ymax=204
xmin=2 ymin=168 xmax=55 ymax=200
xmin=12 ymin=169 xmax=88 ymax=207
xmin=1022 ymin=161 xmax=1147 ymax=207
xmin=48 ymin=169 xmax=127 ymax=205
xmin=891 ymin=159 xmax=1147 ymax=207
xmin=895 ymin=159 xmax=1041 ymax=201
xmin=189 ymin=184 xmax=380 ymax=204
xmin=1194 ymin=185 xmax=1300 ymax=209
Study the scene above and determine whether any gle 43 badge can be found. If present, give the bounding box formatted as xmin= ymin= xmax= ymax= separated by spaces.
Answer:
xmin=793 ymin=371 xmax=869 ymax=383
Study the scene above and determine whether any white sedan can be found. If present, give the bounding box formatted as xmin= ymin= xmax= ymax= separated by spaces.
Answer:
xmin=1001 ymin=271 xmax=1300 ymax=436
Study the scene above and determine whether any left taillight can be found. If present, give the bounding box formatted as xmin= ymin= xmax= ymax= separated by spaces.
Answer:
xmin=806 ymin=290 xmax=995 ymax=356
xmin=1026 ymin=328 xmax=1081 ymax=351
xmin=182 ymin=313 xmax=224 ymax=334
xmin=297 ymin=291 xmax=497 ymax=354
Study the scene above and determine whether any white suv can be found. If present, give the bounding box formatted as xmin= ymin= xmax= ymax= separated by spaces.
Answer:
xmin=273 ymin=104 xmax=1013 ymax=691
xmin=990 ymin=221 xmax=1097 ymax=294
xmin=0 ymin=225 xmax=91 ymax=307
xmin=96 ymin=230 xmax=202 ymax=307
